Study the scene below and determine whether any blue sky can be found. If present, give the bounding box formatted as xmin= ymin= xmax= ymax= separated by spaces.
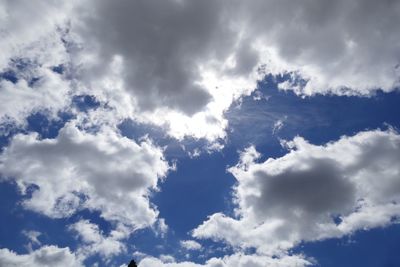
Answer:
xmin=1 ymin=1 xmax=400 ymax=267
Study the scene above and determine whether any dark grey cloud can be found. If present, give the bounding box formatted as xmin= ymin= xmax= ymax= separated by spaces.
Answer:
xmin=73 ymin=0 xmax=240 ymax=115
xmin=254 ymin=159 xmax=355 ymax=217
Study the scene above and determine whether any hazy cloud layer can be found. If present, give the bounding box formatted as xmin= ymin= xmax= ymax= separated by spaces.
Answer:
xmin=194 ymin=129 xmax=400 ymax=253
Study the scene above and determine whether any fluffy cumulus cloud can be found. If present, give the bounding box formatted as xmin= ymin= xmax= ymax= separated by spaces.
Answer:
xmin=0 ymin=245 xmax=83 ymax=267
xmin=0 ymin=122 xmax=170 ymax=229
xmin=194 ymin=129 xmax=400 ymax=254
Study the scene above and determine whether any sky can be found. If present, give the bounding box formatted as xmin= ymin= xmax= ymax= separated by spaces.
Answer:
xmin=0 ymin=0 xmax=400 ymax=266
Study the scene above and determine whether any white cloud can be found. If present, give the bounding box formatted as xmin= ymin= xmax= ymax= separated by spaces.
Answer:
xmin=139 ymin=257 xmax=200 ymax=267
xmin=22 ymin=230 xmax=42 ymax=247
xmin=180 ymin=240 xmax=202 ymax=251
xmin=159 ymin=254 xmax=176 ymax=264
xmin=70 ymin=0 xmax=257 ymax=114
xmin=0 ymin=68 xmax=71 ymax=126
xmin=3 ymin=0 xmax=399 ymax=141
xmin=272 ymin=117 xmax=287 ymax=135
xmin=22 ymin=230 xmax=43 ymax=252
xmin=0 ymin=1 xmax=75 ymax=126
xmin=63 ymin=0 xmax=400 ymax=141
xmin=0 ymin=245 xmax=83 ymax=267
xmin=138 ymin=253 xmax=311 ymax=267
xmin=69 ymin=220 xmax=126 ymax=259
xmin=1 ymin=0 xmax=400 ymax=264
xmin=154 ymin=218 xmax=169 ymax=238
xmin=205 ymin=253 xmax=312 ymax=267
xmin=0 ymin=122 xmax=170 ymax=230
xmin=194 ymin=129 xmax=400 ymax=254
xmin=239 ymin=0 xmax=400 ymax=96
xmin=64 ymin=0 xmax=261 ymax=141
xmin=0 ymin=0 xmax=72 ymax=70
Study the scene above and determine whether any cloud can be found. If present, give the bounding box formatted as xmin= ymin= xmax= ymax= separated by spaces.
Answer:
xmin=159 ymin=254 xmax=176 ymax=264
xmin=0 ymin=122 xmax=170 ymax=230
xmin=193 ymin=128 xmax=400 ymax=254
xmin=67 ymin=0 xmax=400 ymax=141
xmin=70 ymin=0 xmax=254 ymax=115
xmin=69 ymin=220 xmax=126 ymax=260
xmin=22 ymin=230 xmax=42 ymax=247
xmin=1 ymin=0 xmax=400 ymax=264
xmin=0 ymin=245 xmax=83 ymax=267
xmin=153 ymin=218 xmax=169 ymax=238
xmin=3 ymin=0 xmax=399 ymax=141
xmin=205 ymin=253 xmax=312 ymax=267
xmin=22 ymin=230 xmax=42 ymax=252
xmin=0 ymin=0 xmax=72 ymax=70
xmin=180 ymin=240 xmax=202 ymax=251
xmin=65 ymin=0 xmax=261 ymax=141
xmin=241 ymin=0 xmax=400 ymax=95
xmin=272 ymin=117 xmax=287 ymax=135
xmin=0 ymin=1 xmax=75 ymax=126
xmin=0 ymin=68 xmax=71 ymax=126
xmin=138 ymin=253 xmax=311 ymax=267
